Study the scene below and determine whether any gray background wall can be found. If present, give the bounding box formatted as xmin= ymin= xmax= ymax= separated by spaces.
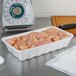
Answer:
xmin=32 ymin=0 xmax=76 ymax=17
xmin=0 ymin=0 xmax=76 ymax=17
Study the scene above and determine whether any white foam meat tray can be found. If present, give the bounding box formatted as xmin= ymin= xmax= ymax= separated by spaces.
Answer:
xmin=2 ymin=26 xmax=74 ymax=61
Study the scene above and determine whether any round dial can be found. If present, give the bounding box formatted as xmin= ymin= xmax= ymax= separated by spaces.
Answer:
xmin=9 ymin=3 xmax=24 ymax=19
xmin=3 ymin=0 xmax=31 ymax=24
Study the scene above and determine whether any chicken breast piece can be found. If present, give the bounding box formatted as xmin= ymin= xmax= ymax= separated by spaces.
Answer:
xmin=13 ymin=43 xmax=20 ymax=50
xmin=6 ymin=37 xmax=17 ymax=45
xmin=47 ymin=28 xmax=59 ymax=36
xmin=17 ymin=36 xmax=22 ymax=41
xmin=26 ymin=37 xmax=38 ymax=45
xmin=61 ymin=31 xmax=69 ymax=36
xmin=36 ymin=38 xmax=52 ymax=46
xmin=22 ymin=34 xmax=30 ymax=42
xmin=37 ymin=32 xmax=48 ymax=40
xmin=52 ymin=36 xmax=61 ymax=42
xmin=16 ymin=40 xmax=28 ymax=50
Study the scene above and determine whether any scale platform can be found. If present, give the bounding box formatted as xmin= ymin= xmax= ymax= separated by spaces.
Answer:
xmin=2 ymin=26 xmax=31 ymax=32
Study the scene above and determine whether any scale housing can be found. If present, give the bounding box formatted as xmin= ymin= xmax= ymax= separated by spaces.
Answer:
xmin=2 ymin=0 xmax=34 ymax=32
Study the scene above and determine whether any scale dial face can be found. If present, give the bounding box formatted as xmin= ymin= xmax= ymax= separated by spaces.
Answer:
xmin=3 ymin=0 xmax=31 ymax=24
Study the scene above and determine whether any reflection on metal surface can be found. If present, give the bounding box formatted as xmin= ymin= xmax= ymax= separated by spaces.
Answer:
xmin=5 ymin=54 xmax=23 ymax=76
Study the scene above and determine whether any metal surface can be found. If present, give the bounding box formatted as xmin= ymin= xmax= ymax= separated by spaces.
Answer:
xmin=0 ymin=18 xmax=76 ymax=76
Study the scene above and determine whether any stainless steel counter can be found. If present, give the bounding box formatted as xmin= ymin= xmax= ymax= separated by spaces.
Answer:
xmin=0 ymin=18 xmax=76 ymax=76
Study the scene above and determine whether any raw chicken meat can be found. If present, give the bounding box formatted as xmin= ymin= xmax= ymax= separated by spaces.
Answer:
xmin=36 ymin=38 xmax=52 ymax=46
xmin=15 ymin=40 xmax=28 ymax=50
xmin=37 ymin=32 xmax=48 ymax=40
xmin=6 ymin=37 xmax=17 ymax=45
xmin=6 ymin=27 xmax=70 ymax=50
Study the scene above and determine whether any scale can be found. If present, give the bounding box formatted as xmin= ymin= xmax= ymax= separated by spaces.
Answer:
xmin=2 ymin=0 xmax=34 ymax=32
